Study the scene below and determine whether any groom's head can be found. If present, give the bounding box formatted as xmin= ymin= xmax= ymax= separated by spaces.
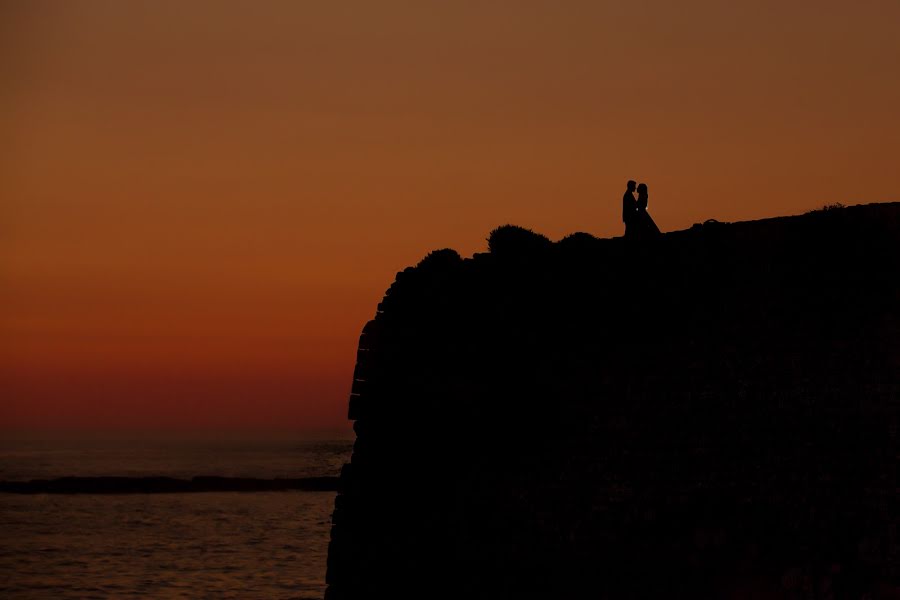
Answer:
xmin=626 ymin=180 xmax=636 ymax=191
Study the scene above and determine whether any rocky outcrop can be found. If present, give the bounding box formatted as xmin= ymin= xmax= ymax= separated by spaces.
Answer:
xmin=326 ymin=203 xmax=900 ymax=599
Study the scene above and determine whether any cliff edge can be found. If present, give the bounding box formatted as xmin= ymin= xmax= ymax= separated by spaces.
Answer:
xmin=326 ymin=203 xmax=900 ymax=599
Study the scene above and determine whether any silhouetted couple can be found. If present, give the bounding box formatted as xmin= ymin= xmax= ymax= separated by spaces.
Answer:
xmin=622 ymin=180 xmax=661 ymax=239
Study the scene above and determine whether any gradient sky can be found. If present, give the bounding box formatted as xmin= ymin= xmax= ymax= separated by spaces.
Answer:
xmin=2 ymin=1 xmax=899 ymax=433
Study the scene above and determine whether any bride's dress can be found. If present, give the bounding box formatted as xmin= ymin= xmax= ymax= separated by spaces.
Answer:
xmin=634 ymin=197 xmax=661 ymax=237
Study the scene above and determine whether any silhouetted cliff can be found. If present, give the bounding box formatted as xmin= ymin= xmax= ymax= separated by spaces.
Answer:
xmin=326 ymin=203 xmax=900 ymax=599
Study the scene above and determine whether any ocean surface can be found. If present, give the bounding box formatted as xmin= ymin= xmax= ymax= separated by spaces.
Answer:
xmin=0 ymin=437 xmax=353 ymax=599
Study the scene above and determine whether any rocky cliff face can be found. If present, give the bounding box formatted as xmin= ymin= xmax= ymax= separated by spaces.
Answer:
xmin=326 ymin=204 xmax=900 ymax=599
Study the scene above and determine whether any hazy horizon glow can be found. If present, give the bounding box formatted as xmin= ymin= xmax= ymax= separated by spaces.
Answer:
xmin=3 ymin=1 xmax=899 ymax=432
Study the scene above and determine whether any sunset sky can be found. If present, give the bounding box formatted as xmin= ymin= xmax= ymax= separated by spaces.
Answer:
xmin=2 ymin=1 xmax=899 ymax=433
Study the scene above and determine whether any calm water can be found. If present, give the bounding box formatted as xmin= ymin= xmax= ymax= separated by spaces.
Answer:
xmin=0 ymin=437 xmax=353 ymax=599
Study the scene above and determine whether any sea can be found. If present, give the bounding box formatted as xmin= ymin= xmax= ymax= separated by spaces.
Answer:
xmin=0 ymin=436 xmax=353 ymax=599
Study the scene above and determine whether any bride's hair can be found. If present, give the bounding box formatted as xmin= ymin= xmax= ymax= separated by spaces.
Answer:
xmin=636 ymin=183 xmax=648 ymax=195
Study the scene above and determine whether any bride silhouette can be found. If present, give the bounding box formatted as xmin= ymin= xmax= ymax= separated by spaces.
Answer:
xmin=633 ymin=183 xmax=661 ymax=238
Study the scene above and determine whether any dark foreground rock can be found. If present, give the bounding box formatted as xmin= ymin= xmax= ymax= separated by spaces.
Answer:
xmin=326 ymin=203 xmax=900 ymax=599
xmin=0 ymin=476 xmax=339 ymax=494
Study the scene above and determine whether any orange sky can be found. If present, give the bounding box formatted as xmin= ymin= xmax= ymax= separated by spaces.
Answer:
xmin=2 ymin=1 xmax=899 ymax=433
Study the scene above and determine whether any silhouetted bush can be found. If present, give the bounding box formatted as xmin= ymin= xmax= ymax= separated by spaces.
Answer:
xmin=558 ymin=232 xmax=598 ymax=252
xmin=416 ymin=248 xmax=462 ymax=270
xmin=488 ymin=225 xmax=552 ymax=256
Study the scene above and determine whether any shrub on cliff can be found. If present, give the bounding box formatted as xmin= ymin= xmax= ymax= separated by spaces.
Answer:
xmin=488 ymin=225 xmax=552 ymax=257
xmin=416 ymin=248 xmax=462 ymax=270
xmin=558 ymin=232 xmax=598 ymax=252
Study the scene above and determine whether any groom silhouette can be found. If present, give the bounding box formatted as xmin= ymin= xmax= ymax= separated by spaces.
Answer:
xmin=622 ymin=180 xmax=637 ymax=237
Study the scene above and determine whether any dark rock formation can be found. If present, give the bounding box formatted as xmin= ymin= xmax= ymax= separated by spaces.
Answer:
xmin=326 ymin=203 xmax=900 ymax=599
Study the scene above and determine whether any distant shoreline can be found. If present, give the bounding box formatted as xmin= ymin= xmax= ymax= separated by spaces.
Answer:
xmin=0 ymin=475 xmax=339 ymax=494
